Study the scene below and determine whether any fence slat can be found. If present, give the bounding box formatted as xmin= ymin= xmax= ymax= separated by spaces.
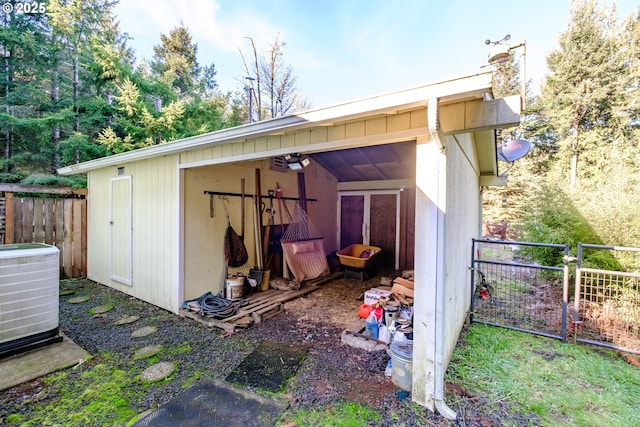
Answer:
xmin=13 ymin=196 xmax=23 ymax=243
xmin=4 ymin=193 xmax=12 ymax=244
xmin=80 ymin=198 xmax=87 ymax=277
xmin=33 ymin=198 xmax=45 ymax=243
xmin=62 ymin=199 xmax=73 ymax=279
xmin=44 ymin=199 xmax=55 ymax=244
xmin=71 ymin=199 xmax=83 ymax=278
xmin=2 ymin=187 xmax=87 ymax=279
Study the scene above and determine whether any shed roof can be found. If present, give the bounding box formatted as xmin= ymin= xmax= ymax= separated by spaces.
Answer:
xmin=58 ymin=71 xmax=501 ymax=176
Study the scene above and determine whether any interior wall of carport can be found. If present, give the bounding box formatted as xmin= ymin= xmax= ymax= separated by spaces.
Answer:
xmin=182 ymin=159 xmax=339 ymax=301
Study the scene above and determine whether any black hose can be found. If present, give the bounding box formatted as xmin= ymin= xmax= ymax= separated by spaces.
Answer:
xmin=197 ymin=294 xmax=248 ymax=319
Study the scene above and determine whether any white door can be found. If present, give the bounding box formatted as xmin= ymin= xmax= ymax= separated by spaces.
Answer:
xmin=110 ymin=176 xmax=132 ymax=285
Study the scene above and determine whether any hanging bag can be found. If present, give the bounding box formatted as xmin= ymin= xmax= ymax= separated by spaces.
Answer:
xmin=225 ymin=225 xmax=248 ymax=267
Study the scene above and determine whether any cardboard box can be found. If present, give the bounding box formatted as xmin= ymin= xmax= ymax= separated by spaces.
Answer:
xmin=364 ymin=288 xmax=392 ymax=305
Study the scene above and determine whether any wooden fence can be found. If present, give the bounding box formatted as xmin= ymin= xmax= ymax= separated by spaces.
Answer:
xmin=0 ymin=184 xmax=87 ymax=278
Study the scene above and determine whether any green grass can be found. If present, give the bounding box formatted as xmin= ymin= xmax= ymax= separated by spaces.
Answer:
xmin=285 ymin=400 xmax=381 ymax=426
xmin=14 ymin=355 xmax=144 ymax=426
xmin=447 ymin=324 xmax=640 ymax=426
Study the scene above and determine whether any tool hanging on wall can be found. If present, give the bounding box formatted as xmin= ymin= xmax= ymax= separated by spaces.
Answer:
xmin=297 ymin=172 xmax=307 ymax=213
xmin=253 ymin=169 xmax=263 ymax=270
xmin=240 ymin=178 xmax=245 ymax=240
xmin=262 ymin=190 xmax=275 ymax=269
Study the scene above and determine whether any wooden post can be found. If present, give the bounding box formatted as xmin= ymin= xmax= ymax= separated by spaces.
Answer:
xmin=5 ymin=192 xmax=13 ymax=244
xmin=297 ymin=172 xmax=307 ymax=213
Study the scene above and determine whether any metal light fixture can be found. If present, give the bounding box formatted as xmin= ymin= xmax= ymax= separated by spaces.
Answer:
xmin=285 ymin=153 xmax=310 ymax=170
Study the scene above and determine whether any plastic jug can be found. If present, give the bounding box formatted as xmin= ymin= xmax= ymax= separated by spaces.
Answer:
xmin=364 ymin=312 xmax=379 ymax=339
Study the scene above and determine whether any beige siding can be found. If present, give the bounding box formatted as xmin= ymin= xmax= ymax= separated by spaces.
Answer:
xmin=183 ymin=160 xmax=338 ymax=301
xmin=443 ymin=133 xmax=480 ymax=361
xmin=87 ymin=155 xmax=178 ymax=312
xmin=179 ymin=110 xmax=426 ymax=166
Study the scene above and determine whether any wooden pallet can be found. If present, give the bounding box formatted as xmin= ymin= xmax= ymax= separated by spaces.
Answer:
xmin=179 ymin=273 xmax=342 ymax=333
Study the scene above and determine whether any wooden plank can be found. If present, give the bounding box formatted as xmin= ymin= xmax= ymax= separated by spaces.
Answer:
xmin=21 ymin=198 xmax=34 ymax=243
xmin=393 ymin=277 xmax=414 ymax=289
xmin=5 ymin=192 xmax=13 ymax=244
xmin=33 ymin=198 xmax=45 ymax=243
xmin=0 ymin=184 xmax=87 ymax=196
xmin=54 ymin=199 xmax=66 ymax=271
xmin=62 ymin=199 xmax=73 ymax=279
xmin=223 ymin=285 xmax=321 ymax=323
xmin=71 ymin=199 xmax=83 ymax=277
xmin=178 ymin=308 xmax=235 ymax=333
xmin=80 ymin=198 xmax=87 ymax=277
xmin=43 ymin=199 xmax=55 ymax=245
xmin=340 ymin=319 xmax=388 ymax=351
xmin=252 ymin=303 xmax=283 ymax=323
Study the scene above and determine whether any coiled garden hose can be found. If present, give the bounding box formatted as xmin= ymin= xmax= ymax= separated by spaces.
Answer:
xmin=197 ymin=294 xmax=248 ymax=319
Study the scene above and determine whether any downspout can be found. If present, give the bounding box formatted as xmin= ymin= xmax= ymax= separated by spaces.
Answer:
xmin=427 ymin=98 xmax=457 ymax=420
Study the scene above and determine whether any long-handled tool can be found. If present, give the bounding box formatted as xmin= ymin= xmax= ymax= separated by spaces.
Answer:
xmin=262 ymin=190 xmax=275 ymax=268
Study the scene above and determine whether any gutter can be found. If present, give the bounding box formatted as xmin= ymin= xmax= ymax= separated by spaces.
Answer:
xmin=428 ymin=97 xmax=457 ymax=420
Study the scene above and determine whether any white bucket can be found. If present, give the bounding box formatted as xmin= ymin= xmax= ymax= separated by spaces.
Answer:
xmin=225 ymin=277 xmax=244 ymax=299
xmin=390 ymin=341 xmax=413 ymax=391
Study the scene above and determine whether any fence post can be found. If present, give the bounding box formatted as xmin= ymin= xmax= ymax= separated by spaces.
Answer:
xmin=573 ymin=244 xmax=584 ymax=344
xmin=562 ymin=245 xmax=575 ymax=342
xmin=4 ymin=192 xmax=13 ymax=244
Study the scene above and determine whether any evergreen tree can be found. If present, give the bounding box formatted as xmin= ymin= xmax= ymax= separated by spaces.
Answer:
xmin=151 ymin=24 xmax=200 ymax=96
xmin=540 ymin=0 xmax=624 ymax=189
xmin=0 ymin=11 xmax=57 ymax=178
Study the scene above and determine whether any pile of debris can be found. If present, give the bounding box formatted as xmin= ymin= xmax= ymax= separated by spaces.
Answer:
xmin=341 ymin=270 xmax=415 ymax=350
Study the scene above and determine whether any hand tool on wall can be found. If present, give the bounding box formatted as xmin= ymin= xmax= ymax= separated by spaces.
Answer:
xmin=262 ymin=190 xmax=275 ymax=269
xmin=240 ymin=178 xmax=245 ymax=240
xmin=253 ymin=169 xmax=263 ymax=269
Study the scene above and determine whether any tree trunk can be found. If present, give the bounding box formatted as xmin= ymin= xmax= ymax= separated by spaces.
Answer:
xmin=570 ymin=123 xmax=579 ymax=190
xmin=73 ymin=52 xmax=80 ymax=163
xmin=52 ymin=70 xmax=60 ymax=173
xmin=3 ymin=45 xmax=10 ymax=173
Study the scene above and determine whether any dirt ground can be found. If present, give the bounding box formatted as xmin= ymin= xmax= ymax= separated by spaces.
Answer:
xmin=0 ymin=272 xmax=538 ymax=426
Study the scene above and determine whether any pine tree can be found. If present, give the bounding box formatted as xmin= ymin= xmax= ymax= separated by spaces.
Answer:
xmin=540 ymin=0 xmax=624 ymax=189
xmin=151 ymin=24 xmax=200 ymax=96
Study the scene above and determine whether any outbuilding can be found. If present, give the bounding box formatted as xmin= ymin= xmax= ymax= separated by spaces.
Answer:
xmin=59 ymin=70 xmax=521 ymax=417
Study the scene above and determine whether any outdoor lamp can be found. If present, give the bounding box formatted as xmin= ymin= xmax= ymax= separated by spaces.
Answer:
xmin=285 ymin=153 xmax=310 ymax=170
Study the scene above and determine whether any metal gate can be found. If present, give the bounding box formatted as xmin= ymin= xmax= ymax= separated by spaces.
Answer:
xmin=470 ymin=239 xmax=569 ymax=341
xmin=573 ymin=244 xmax=640 ymax=354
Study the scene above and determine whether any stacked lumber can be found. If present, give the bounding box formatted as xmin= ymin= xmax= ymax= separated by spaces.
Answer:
xmin=391 ymin=276 xmax=414 ymax=305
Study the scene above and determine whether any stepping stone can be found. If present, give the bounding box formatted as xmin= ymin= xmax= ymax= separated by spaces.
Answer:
xmin=132 ymin=326 xmax=158 ymax=338
xmin=140 ymin=362 xmax=175 ymax=382
xmin=59 ymin=289 xmax=76 ymax=296
xmin=133 ymin=344 xmax=164 ymax=360
xmin=88 ymin=304 xmax=113 ymax=314
xmin=68 ymin=296 xmax=91 ymax=304
xmin=114 ymin=315 xmax=140 ymax=325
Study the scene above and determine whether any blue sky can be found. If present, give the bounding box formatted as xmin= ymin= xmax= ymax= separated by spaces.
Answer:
xmin=114 ymin=0 xmax=639 ymax=109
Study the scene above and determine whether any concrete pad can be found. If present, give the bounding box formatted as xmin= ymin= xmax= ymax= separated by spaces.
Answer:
xmin=133 ymin=379 xmax=288 ymax=427
xmin=0 ymin=334 xmax=90 ymax=391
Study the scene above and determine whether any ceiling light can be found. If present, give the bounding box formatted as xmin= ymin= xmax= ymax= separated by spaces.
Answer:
xmin=285 ymin=153 xmax=310 ymax=170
